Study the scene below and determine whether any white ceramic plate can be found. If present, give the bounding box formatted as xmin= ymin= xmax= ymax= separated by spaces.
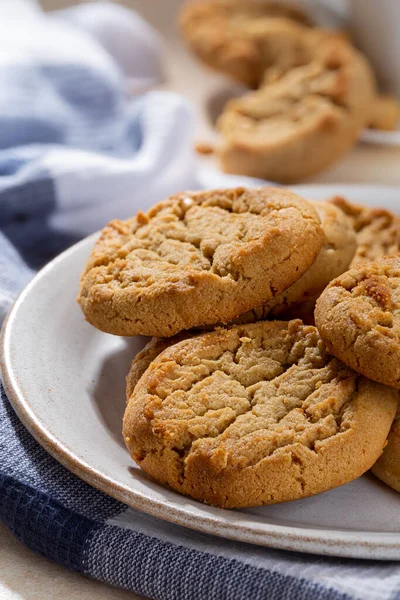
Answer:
xmin=2 ymin=184 xmax=400 ymax=561
xmin=361 ymin=128 xmax=400 ymax=147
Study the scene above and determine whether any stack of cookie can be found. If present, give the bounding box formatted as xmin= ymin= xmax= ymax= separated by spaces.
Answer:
xmin=78 ymin=187 xmax=400 ymax=508
xmin=180 ymin=0 xmax=400 ymax=182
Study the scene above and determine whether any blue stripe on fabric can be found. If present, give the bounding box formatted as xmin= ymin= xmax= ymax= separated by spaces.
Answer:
xmin=0 ymin=176 xmax=55 ymax=226
xmin=0 ymin=171 xmax=80 ymax=268
xmin=0 ymin=474 xmax=97 ymax=571
xmin=4 ymin=217 xmax=81 ymax=269
xmin=85 ymin=526 xmax=353 ymax=600
xmin=0 ymin=166 xmax=59 ymax=267
xmin=0 ymin=63 xmax=124 ymax=153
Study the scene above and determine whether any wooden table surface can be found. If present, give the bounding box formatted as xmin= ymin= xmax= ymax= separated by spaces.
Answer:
xmin=2 ymin=1 xmax=400 ymax=598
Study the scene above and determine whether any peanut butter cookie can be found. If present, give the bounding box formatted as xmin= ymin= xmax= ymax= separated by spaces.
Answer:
xmin=123 ymin=320 xmax=397 ymax=508
xmin=235 ymin=201 xmax=356 ymax=323
xmin=329 ymin=196 xmax=400 ymax=267
xmin=180 ymin=0 xmax=312 ymax=87
xmin=218 ymin=38 xmax=375 ymax=182
xmin=315 ymin=257 xmax=400 ymax=389
xmin=372 ymin=407 xmax=400 ymax=493
xmin=78 ymin=187 xmax=323 ymax=337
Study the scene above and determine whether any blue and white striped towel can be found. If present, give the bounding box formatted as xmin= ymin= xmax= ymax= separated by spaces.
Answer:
xmin=1 ymin=2 xmax=400 ymax=599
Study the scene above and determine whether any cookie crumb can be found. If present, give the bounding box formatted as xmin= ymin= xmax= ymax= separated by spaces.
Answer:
xmin=137 ymin=211 xmax=149 ymax=226
xmin=195 ymin=142 xmax=215 ymax=156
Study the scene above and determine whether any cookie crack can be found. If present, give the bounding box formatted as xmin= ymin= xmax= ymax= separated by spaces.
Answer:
xmin=291 ymin=453 xmax=306 ymax=493
xmin=83 ymin=192 xmax=319 ymax=295
xmin=157 ymin=358 xmax=353 ymax=475
xmin=235 ymin=86 xmax=349 ymax=126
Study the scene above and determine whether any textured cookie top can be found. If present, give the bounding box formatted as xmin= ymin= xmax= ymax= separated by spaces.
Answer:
xmin=180 ymin=0 xmax=312 ymax=87
xmin=329 ymin=196 xmax=400 ymax=267
xmin=315 ymin=256 xmax=400 ymax=388
xmin=125 ymin=320 xmax=379 ymax=471
xmin=79 ymin=187 xmax=323 ymax=337
xmin=235 ymin=201 xmax=356 ymax=322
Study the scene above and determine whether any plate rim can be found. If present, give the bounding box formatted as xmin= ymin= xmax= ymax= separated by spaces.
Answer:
xmin=360 ymin=128 xmax=400 ymax=147
xmin=2 ymin=184 xmax=400 ymax=560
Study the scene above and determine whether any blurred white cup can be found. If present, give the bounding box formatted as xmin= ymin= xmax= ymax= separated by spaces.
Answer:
xmin=349 ymin=0 xmax=400 ymax=97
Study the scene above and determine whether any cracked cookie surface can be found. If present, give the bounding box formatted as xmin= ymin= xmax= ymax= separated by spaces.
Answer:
xmin=180 ymin=0 xmax=313 ymax=87
xmin=315 ymin=257 xmax=400 ymax=388
xmin=329 ymin=196 xmax=400 ymax=267
xmin=235 ymin=201 xmax=356 ymax=323
xmin=123 ymin=319 xmax=397 ymax=508
xmin=218 ymin=38 xmax=375 ymax=182
xmin=78 ymin=187 xmax=323 ymax=337
xmin=372 ymin=408 xmax=400 ymax=493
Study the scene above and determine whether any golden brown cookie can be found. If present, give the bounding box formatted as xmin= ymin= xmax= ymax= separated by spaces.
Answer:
xmin=372 ymin=407 xmax=400 ymax=493
xmin=78 ymin=187 xmax=323 ymax=337
xmin=218 ymin=38 xmax=375 ymax=182
xmin=123 ymin=319 xmax=397 ymax=508
xmin=179 ymin=0 xmax=313 ymax=87
xmin=329 ymin=196 xmax=400 ymax=267
xmin=315 ymin=256 xmax=400 ymax=389
xmin=368 ymin=95 xmax=400 ymax=131
xmin=235 ymin=201 xmax=356 ymax=323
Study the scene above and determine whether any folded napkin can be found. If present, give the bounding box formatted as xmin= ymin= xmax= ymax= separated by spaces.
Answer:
xmin=1 ymin=2 xmax=400 ymax=600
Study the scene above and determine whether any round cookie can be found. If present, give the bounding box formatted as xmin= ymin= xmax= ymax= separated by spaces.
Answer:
xmin=217 ymin=38 xmax=375 ymax=182
xmin=328 ymin=196 xmax=400 ymax=267
xmin=179 ymin=0 xmax=313 ymax=88
xmin=315 ymin=256 xmax=400 ymax=389
xmin=372 ymin=409 xmax=400 ymax=493
xmin=123 ymin=320 xmax=397 ymax=508
xmin=235 ymin=201 xmax=356 ymax=323
xmin=78 ymin=187 xmax=323 ymax=337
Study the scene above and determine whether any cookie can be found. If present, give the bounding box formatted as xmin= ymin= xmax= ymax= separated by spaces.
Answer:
xmin=329 ymin=196 xmax=400 ymax=267
xmin=218 ymin=38 xmax=375 ymax=182
xmin=235 ymin=201 xmax=356 ymax=323
xmin=78 ymin=187 xmax=323 ymax=337
xmin=368 ymin=95 xmax=400 ymax=131
xmin=123 ymin=320 xmax=397 ymax=508
xmin=180 ymin=0 xmax=313 ymax=87
xmin=372 ymin=407 xmax=400 ymax=493
xmin=315 ymin=256 xmax=400 ymax=389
